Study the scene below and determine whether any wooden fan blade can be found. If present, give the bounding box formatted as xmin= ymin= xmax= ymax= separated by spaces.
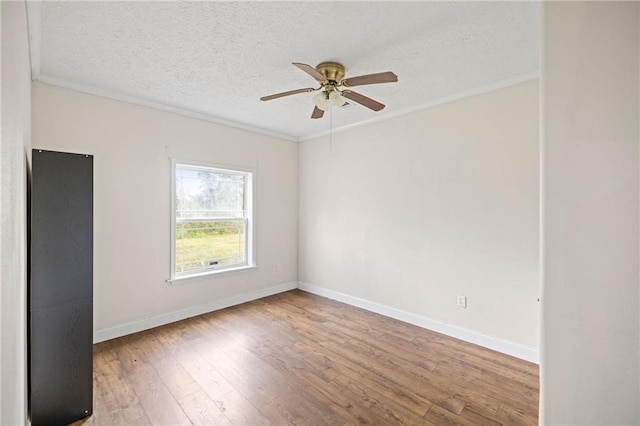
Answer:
xmin=342 ymin=91 xmax=385 ymax=112
xmin=293 ymin=62 xmax=326 ymax=82
xmin=311 ymin=106 xmax=324 ymax=119
xmin=342 ymin=71 xmax=398 ymax=87
xmin=260 ymin=88 xmax=314 ymax=101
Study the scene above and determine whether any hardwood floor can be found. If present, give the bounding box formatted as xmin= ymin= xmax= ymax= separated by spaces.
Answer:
xmin=77 ymin=290 xmax=539 ymax=425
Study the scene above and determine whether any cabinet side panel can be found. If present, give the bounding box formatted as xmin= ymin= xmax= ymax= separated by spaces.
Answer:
xmin=30 ymin=299 xmax=93 ymax=425
xmin=31 ymin=150 xmax=93 ymax=309
xmin=30 ymin=149 xmax=93 ymax=425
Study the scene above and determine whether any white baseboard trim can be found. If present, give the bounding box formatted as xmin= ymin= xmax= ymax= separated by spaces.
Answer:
xmin=94 ymin=281 xmax=297 ymax=343
xmin=297 ymin=281 xmax=539 ymax=364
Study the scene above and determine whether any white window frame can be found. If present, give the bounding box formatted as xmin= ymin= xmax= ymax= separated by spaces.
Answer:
xmin=169 ymin=159 xmax=256 ymax=283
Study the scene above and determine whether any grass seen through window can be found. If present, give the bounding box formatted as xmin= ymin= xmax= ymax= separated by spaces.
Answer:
xmin=175 ymin=220 xmax=245 ymax=273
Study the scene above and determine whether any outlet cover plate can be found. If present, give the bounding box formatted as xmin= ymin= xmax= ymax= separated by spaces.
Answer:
xmin=457 ymin=295 xmax=467 ymax=308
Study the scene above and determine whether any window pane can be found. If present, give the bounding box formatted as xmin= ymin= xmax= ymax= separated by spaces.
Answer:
xmin=173 ymin=163 xmax=251 ymax=277
xmin=176 ymin=168 xmax=245 ymax=219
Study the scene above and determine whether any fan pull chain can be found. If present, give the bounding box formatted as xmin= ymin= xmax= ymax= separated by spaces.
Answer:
xmin=329 ymin=104 xmax=333 ymax=153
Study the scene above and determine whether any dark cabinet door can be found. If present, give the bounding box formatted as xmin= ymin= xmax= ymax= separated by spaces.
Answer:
xmin=30 ymin=149 xmax=93 ymax=425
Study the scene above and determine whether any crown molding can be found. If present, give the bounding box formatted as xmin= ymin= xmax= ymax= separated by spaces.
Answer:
xmin=32 ymin=72 xmax=539 ymax=144
xmin=299 ymin=72 xmax=540 ymax=142
xmin=33 ymin=74 xmax=299 ymax=142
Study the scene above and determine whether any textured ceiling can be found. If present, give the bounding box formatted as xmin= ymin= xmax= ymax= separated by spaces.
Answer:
xmin=27 ymin=1 xmax=539 ymax=141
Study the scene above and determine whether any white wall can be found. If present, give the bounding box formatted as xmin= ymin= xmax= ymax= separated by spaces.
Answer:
xmin=299 ymin=80 xmax=540 ymax=352
xmin=541 ymin=2 xmax=640 ymax=424
xmin=0 ymin=1 xmax=31 ymax=424
xmin=31 ymin=82 xmax=298 ymax=337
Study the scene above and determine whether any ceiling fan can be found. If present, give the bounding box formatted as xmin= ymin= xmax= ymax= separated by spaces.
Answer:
xmin=260 ymin=62 xmax=398 ymax=119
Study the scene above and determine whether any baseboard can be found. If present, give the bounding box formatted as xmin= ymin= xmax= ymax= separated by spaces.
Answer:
xmin=297 ymin=281 xmax=539 ymax=364
xmin=94 ymin=280 xmax=539 ymax=364
xmin=93 ymin=281 xmax=297 ymax=343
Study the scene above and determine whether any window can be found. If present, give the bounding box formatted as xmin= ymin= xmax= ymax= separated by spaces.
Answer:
xmin=171 ymin=161 xmax=254 ymax=279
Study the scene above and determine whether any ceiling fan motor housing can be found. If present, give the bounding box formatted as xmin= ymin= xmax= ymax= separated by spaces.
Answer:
xmin=316 ymin=62 xmax=345 ymax=85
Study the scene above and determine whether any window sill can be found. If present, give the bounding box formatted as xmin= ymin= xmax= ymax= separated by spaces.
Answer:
xmin=167 ymin=265 xmax=258 ymax=285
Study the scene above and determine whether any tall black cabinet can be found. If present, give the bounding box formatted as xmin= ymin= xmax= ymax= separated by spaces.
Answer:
xmin=29 ymin=149 xmax=93 ymax=425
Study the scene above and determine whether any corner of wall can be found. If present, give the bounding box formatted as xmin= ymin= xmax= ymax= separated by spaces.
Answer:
xmin=1 ymin=1 xmax=31 ymax=424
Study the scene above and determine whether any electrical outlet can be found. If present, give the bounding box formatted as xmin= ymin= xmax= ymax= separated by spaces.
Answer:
xmin=457 ymin=295 xmax=467 ymax=309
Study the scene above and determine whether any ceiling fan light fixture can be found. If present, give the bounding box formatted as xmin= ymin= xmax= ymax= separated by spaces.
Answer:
xmin=329 ymin=90 xmax=346 ymax=107
xmin=313 ymin=90 xmax=331 ymax=111
xmin=313 ymin=89 xmax=345 ymax=111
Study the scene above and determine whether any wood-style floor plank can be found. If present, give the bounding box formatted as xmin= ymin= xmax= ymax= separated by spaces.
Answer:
xmin=178 ymin=389 xmax=232 ymax=426
xmin=73 ymin=289 xmax=538 ymax=425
